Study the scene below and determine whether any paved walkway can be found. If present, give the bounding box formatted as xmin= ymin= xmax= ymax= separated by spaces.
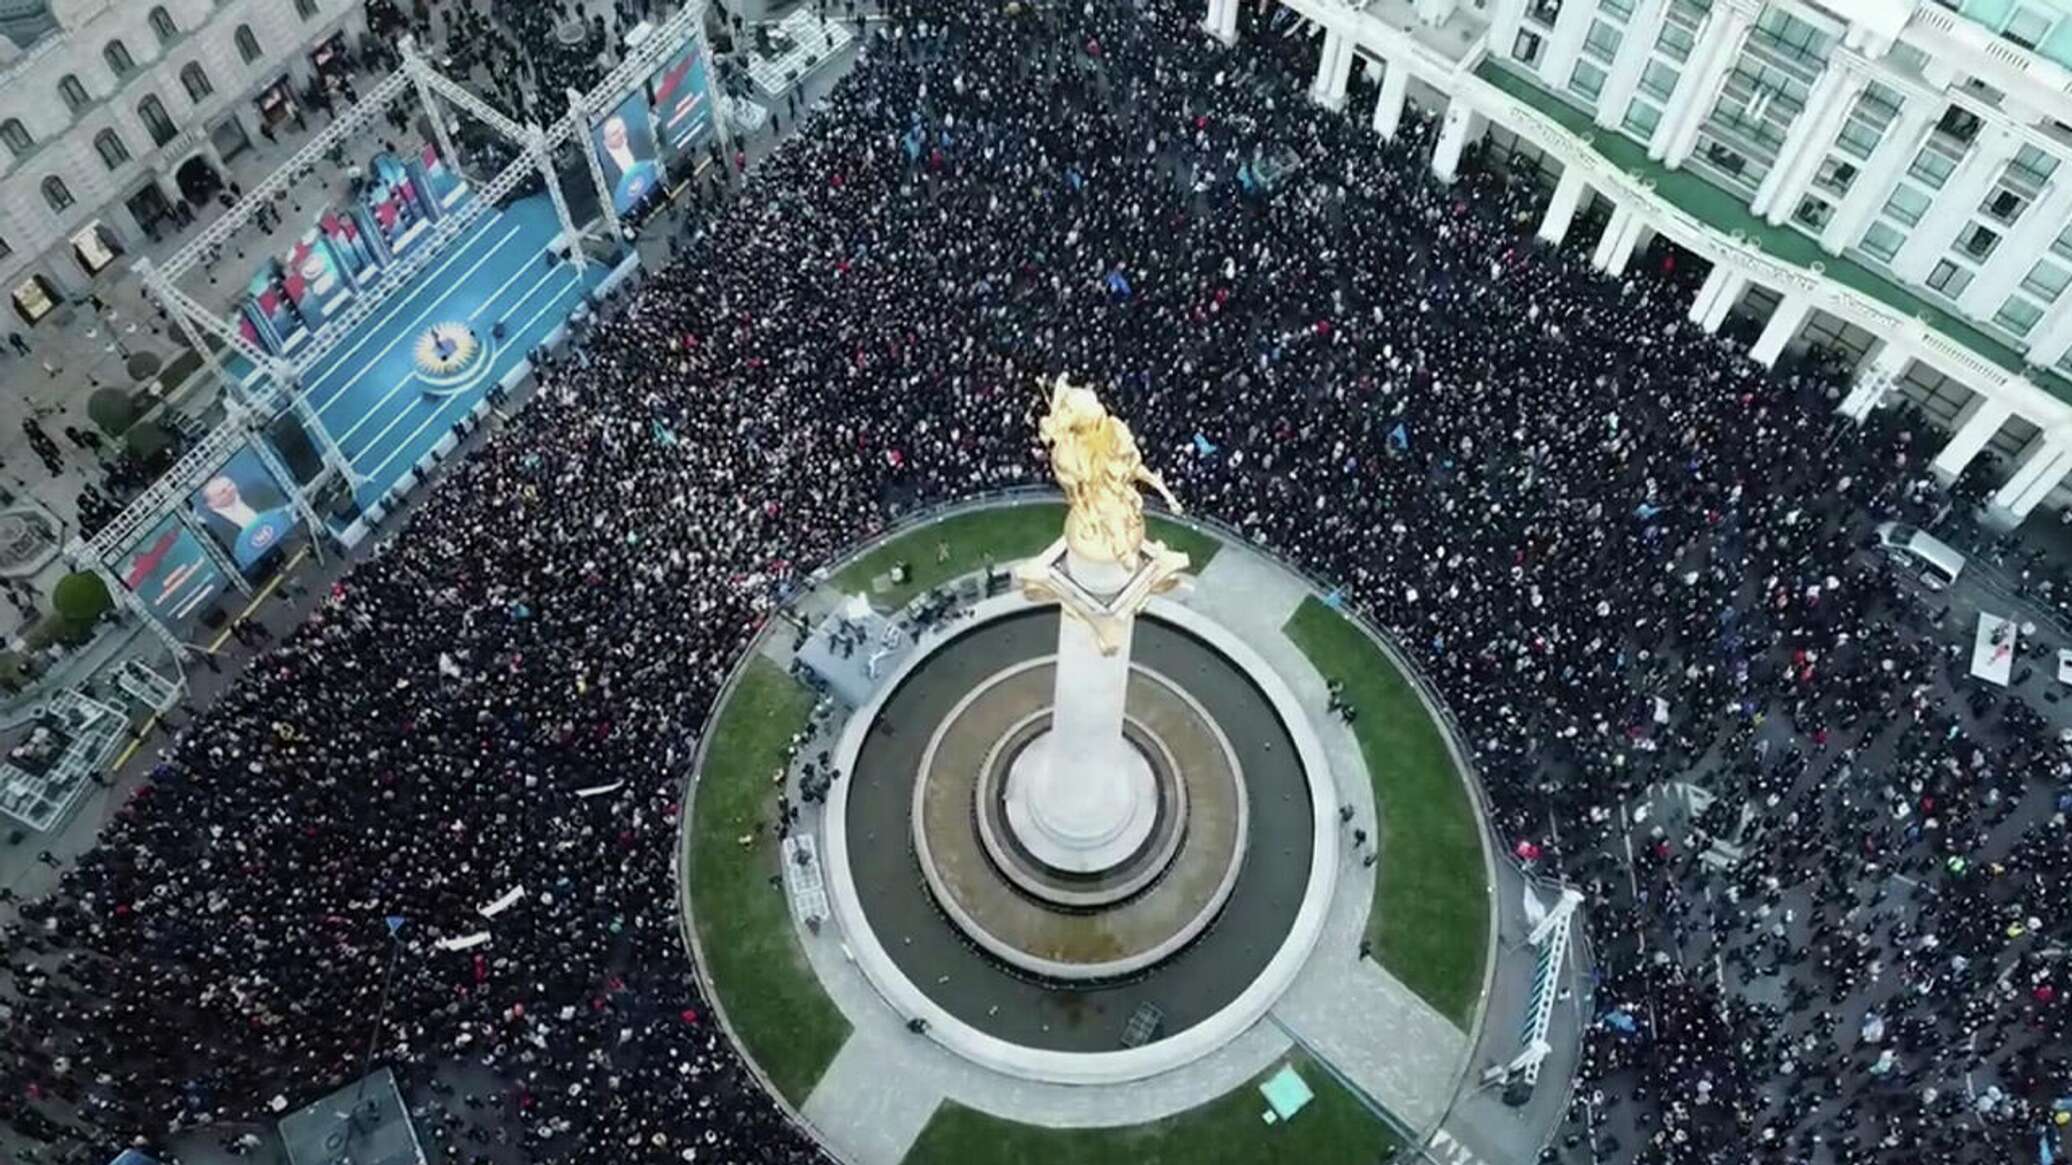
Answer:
xmin=1188 ymin=545 xmax=1471 ymax=1135
xmin=788 ymin=536 xmax=1479 ymax=1162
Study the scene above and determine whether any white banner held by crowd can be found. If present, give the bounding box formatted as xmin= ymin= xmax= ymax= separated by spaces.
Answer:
xmin=478 ymin=886 xmax=526 ymax=918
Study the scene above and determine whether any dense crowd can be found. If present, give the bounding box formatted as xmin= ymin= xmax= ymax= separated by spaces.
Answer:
xmin=4 ymin=0 xmax=2070 ymax=1163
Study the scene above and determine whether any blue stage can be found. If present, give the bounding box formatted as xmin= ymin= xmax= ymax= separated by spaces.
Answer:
xmin=269 ymin=193 xmax=608 ymax=512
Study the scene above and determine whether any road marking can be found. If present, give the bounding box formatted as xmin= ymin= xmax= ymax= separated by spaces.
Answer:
xmin=1429 ymin=1129 xmax=1491 ymax=1165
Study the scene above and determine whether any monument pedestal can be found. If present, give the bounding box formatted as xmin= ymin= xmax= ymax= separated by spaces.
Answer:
xmin=1005 ymin=541 xmax=1186 ymax=876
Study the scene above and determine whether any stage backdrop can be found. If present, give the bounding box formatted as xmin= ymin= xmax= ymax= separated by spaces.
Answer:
xmin=591 ymin=90 xmax=662 ymax=214
xmin=649 ymin=39 xmax=715 ymax=158
xmin=190 ymin=445 xmax=300 ymax=574
xmin=116 ymin=513 xmax=226 ymax=639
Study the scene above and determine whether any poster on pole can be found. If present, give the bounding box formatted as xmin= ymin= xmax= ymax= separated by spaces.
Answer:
xmin=116 ymin=514 xmax=226 ymax=639
xmin=649 ymin=39 xmax=715 ymax=158
xmin=190 ymin=445 xmax=301 ymax=574
xmin=591 ymin=90 xmax=662 ymax=214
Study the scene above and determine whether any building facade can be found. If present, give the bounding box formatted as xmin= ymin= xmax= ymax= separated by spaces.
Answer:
xmin=1210 ymin=0 xmax=2072 ymax=524
xmin=0 ymin=0 xmax=366 ymax=328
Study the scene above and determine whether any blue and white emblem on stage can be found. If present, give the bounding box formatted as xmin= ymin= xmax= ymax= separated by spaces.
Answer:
xmin=412 ymin=320 xmax=496 ymax=395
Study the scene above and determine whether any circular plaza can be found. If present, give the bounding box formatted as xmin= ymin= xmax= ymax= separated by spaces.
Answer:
xmin=679 ymin=500 xmax=1513 ymax=1165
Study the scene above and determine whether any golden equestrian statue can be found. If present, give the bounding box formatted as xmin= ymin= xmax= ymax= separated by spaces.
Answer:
xmin=1037 ymin=375 xmax=1183 ymax=570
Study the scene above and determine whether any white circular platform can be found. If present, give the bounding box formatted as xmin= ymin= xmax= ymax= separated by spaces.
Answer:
xmin=1002 ymin=730 xmax=1158 ymax=874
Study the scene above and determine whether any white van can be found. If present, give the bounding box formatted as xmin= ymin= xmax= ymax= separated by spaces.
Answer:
xmin=1875 ymin=521 xmax=1965 ymax=591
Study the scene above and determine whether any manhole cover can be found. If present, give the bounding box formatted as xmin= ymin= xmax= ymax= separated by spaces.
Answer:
xmin=126 ymin=351 xmax=163 ymax=381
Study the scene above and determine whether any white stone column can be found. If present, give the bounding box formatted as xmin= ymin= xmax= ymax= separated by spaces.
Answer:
xmin=1204 ymin=0 xmax=1239 ymax=44
xmin=1688 ymin=265 xmax=1748 ymax=331
xmin=2029 ymin=297 xmax=2072 ymax=370
xmin=1930 ymin=394 xmax=2013 ymax=483
xmin=1837 ymin=341 xmax=1910 ymax=422
xmin=1820 ymin=97 xmax=1936 ymax=255
xmin=1486 ymin=0 xmax=1526 ymax=65
xmin=1889 ymin=126 xmax=2021 ymax=285
xmin=1607 ymin=213 xmax=1648 ymax=277
xmin=1311 ymin=28 xmax=1355 ymax=111
xmin=1372 ymin=61 xmax=1410 ymax=139
xmin=1591 ymin=204 xmax=1641 ymax=273
xmin=1538 ymin=167 xmax=1589 ymax=245
xmin=1748 ymin=292 xmax=1811 ymax=366
xmin=1987 ymin=433 xmax=2072 ymax=526
xmin=1956 ymin=177 xmax=2072 ymax=321
xmin=1431 ymin=101 xmax=1484 ymax=184
xmin=1651 ymin=2 xmax=1754 ymax=168
xmin=1596 ymin=0 xmax=1671 ymax=130
xmin=1537 ymin=0 xmax=1600 ymax=92
xmin=1008 ymin=550 xmax=1158 ymax=873
xmin=1751 ymin=63 xmax=1866 ymax=222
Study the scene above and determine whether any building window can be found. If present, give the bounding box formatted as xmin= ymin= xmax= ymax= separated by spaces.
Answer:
xmin=148 ymin=5 xmax=178 ymax=45
xmin=2022 ymin=260 xmax=2071 ymax=303
xmin=1926 ymin=259 xmax=1973 ymax=298
xmin=2002 ymin=5 xmax=2055 ymax=50
xmin=93 ymin=129 xmax=129 ymax=170
xmin=1638 ymin=61 xmax=1678 ymax=102
xmin=1958 ymin=223 xmax=2001 ymax=261
xmin=181 ymin=63 xmax=213 ymax=103
xmin=1881 ymin=184 xmax=1930 ymax=226
xmin=1860 ymin=222 xmax=1905 ymax=262
xmin=2007 ymin=144 xmax=2060 ymax=189
xmin=58 ymin=74 xmax=90 ymax=113
xmin=2056 ymin=224 xmax=2072 ymax=263
xmin=1513 ymin=29 xmax=1544 ymax=66
xmin=1569 ymin=60 xmax=1608 ymax=102
xmin=1907 ymin=148 xmax=1956 ymax=189
xmin=139 ymin=96 xmax=177 ymax=147
xmin=1528 ymin=0 xmax=1563 ymax=27
xmin=103 ymin=39 xmax=135 ymax=79
xmin=1993 ymin=296 xmax=2044 ymax=335
xmin=1813 ymin=157 xmax=1858 ymax=196
xmin=1623 ymin=100 xmax=1662 ymax=139
xmin=235 ymin=25 xmax=262 ymax=64
xmin=296 ymin=0 xmax=321 ymax=18
xmin=42 ymin=176 xmax=74 ymax=213
xmin=1583 ymin=20 xmax=1622 ymax=65
xmin=1 ymin=119 xmax=31 ymax=158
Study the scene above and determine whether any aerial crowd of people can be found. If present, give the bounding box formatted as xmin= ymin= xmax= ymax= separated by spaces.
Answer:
xmin=2 ymin=0 xmax=2069 ymax=1162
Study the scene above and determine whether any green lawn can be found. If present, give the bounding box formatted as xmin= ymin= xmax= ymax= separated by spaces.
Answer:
xmin=1283 ymin=599 xmax=1488 ymax=1031
xmin=830 ymin=503 xmax=1221 ymax=609
xmin=901 ymin=1055 xmax=1400 ymax=1165
xmin=684 ymin=658 xmax=851 ymax=1104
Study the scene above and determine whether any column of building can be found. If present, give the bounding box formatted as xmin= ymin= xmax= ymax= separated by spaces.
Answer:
xmin=1687 ymin=265 xmax=1748 ymax=332
xmin=1536 ymin=0 xmax=1601 ymax=93
xmin=1888 ymin=125 xmax=2021 ymax=284
xmin=1955 ymin=168 xmax=2072 ymax=322
xmin=1310 ymin=27 xmax=1357 ymax=112
xmin=1930 ymin=392 xmax=2015 ymax=483
xmin=1431 ymin=100 xmax=1485 ymax=184
xmin=1987 ymin=428 xmax=2072 ymax=527
xmin=1818 ymin=94 xmax=1937 ymax=255
xmin=1372 ymin=60 xmax=1411 ymax=139
xmin=1649 ymin=0 xmax=1756 ymax=168
xmin=1748 ymin=294 xmax=1813 ymax=367
xmin=1537 ymin=168 xmax=1591 ymax=244
xmin=2029 ymin=296 xmax=2072 ymax=371
xmin=1594 ymin=0 xmax=1672 ymax=131
xmin=1591 ymin=204 xmax=1648 ymax=275
xmin=1203 ymin=0 xmax=1240 ymax=44
xmin=1836 ymin=341 xmax=1912 ymax=422
xmin=1749 ymin=60 xmax=1867 ymax=223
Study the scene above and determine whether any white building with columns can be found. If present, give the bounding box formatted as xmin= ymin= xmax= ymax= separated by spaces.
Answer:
xmin=1206 ymin=0 xmax=2072 ymax=526
xmin=0 ymin=0 xmax=368 ymax=326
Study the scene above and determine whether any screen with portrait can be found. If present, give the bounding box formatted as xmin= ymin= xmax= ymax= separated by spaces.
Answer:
xmin=190 ymin=446 xmax=300 ymax=574
xmin=116 ymin=514 xmax=226 ymax=639
xmin=591 ymin=90 xmax=662 ymax=215
xmin=649 ymin=41 xmax=714 ymax=158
